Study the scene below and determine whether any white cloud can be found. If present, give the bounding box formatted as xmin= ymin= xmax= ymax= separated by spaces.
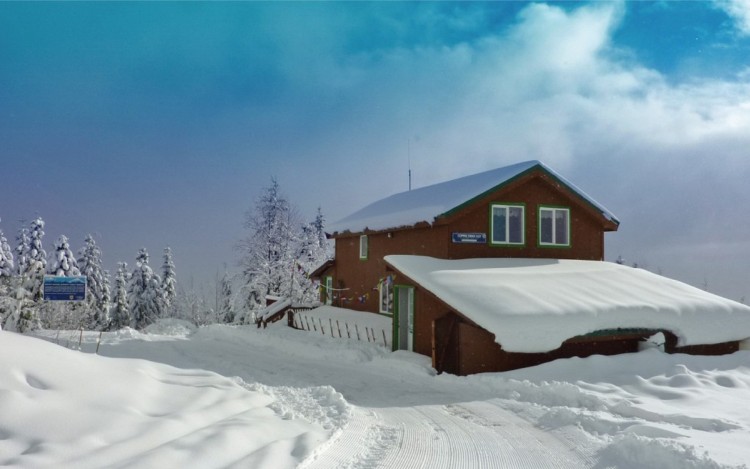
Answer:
xmin=716 ymin=0 xmax=750 ymax=35
xmin=296 ymin=2 xmax=750 ymax=298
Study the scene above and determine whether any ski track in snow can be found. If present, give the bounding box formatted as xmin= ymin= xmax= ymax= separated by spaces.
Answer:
xmin=303 ymin=402 xmax=595 ymax=469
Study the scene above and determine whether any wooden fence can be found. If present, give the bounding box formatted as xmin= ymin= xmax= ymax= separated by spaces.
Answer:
xmin=289 ymin=310 xmax=389 ymax=348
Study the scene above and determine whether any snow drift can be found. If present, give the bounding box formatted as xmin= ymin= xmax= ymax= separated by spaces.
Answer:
xmin=0 ymin=331 xmax=326 ymax=469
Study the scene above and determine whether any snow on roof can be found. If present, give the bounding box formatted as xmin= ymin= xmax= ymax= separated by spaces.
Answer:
xmin=384 ymin=255 xmax=750 ymax=353
xmin=258 ymin=297 xmax=292 ymax=321
xmin=329 ymin=160 xmax=618 ymax=235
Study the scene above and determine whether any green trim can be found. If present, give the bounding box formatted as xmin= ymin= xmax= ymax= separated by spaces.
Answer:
xmin=359 ymin=235 xmax=368 ymax=260
xmin=378 ymin=277 xmax=394 ymax=315
xmin=537 ymin=205 xmax=571 ymax=248
xmin=538 ymin=171 xmax=619 ymax=225
xmin=438 ymin=163 xmax=620 ymax=227
xmin=323 ymin=276 xmax=333 ymax=305
xmin=488 ymin=202 xmax=526 ymax=246
xmin=442 ymin=166 xmax=538 ymax=219
xmin=392 ymin=284 xmax=415 ymax=352
xmin=578 ymin=328 xmax=656 ymax=338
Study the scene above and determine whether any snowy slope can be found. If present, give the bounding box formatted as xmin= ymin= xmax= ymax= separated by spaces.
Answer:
xmin=385 ymin=256 xmax=750 ymax=353
xmin=11 ymin=309 xmax=750 ymax=469
xmin=0 ymin=330 xmax=327 ymax=469
xmin=328 ymin=160 xmax=618 ymax=234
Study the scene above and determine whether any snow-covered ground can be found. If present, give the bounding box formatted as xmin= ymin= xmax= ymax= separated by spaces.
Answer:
xmin=3 ymin=308 xmax=750 ymax=468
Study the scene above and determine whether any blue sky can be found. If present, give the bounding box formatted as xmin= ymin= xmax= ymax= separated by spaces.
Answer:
xmin=2 ymin=1 xmax=750 ymax=301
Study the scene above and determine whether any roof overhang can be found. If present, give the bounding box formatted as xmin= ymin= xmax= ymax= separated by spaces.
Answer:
xmin=384 ymin=255 xmax=750 ymax=354
xmin=309 ymin=259 xmax=335 ymax=279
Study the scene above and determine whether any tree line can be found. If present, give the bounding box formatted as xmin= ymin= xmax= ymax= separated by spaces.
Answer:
xmin=0 ymin=178 xmax=332 ymax=332
xmin=0 ymin=217 xmax=179 ymax=333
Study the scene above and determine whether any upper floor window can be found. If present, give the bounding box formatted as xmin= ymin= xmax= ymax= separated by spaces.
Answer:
xmin=539 ymin=207 xmax=570 ymax=247
xmin=490 ymin=204 xmax=524 ymax=245
xmin=359 ymin=235 xmax=368 ymax=260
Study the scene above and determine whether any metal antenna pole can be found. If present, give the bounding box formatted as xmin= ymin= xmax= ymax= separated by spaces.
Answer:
xmin=408 ymin=138 xmax=412 ymax=191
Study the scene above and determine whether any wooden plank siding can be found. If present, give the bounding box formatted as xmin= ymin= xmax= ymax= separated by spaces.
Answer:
xmin=329 ymin=171 xmax=610 ymax=314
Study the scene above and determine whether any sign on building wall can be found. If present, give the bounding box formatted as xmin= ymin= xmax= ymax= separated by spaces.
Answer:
xmin=451 ymin=232 xmax=487 ymax=244
xmin=43 ymin=276 xmax=87 ymax=301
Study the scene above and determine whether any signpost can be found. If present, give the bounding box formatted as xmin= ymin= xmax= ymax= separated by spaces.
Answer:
xmin=451 ymin=232 xmax=487 ymax=244
xmin=43 ymin=276 xmax=87 ymax=301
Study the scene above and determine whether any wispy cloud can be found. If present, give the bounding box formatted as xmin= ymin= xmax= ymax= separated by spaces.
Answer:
xmin=293 ymin=2 xmax=750 ymax=298
xmin=716 ymin=0 xmax=750 ymax=35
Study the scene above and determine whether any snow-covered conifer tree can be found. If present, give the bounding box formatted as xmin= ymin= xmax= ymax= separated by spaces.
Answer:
xmin=295 ymin=225 xmax=320 ymax=303
xmin=109 ymin=262 xmax=130 ymax=330
xmin=78 ymin=235 xmax=110 ymax=329
xmin=15 ymin=226 xmax=30 ymax=276
xmin=0 ymin=219 xmax=14 ymax=282
xmin=48 ymin=235 xmax=81 ymax=277
xmin=312 ymin=207 xmax=330 ymax=255
xmin=218 ymin=269 xmax=234 ymax=323
xmin=24 ymin=218 xmax=47 ymax=292
xmin=176 ymin=283 xmax=214 ymax=326
xmin=128 ymin=248 xmax=164 ymax=329
xmin=293 ymin=208 xmax=333 ymax=303
xmin=0 ymin=219 xmax=15 ymax=327
xmin=161 ymin=247 xmax=176 ymax=314
xmin=12 ymin=217 xmax=46 ymax=332
xmin=238 ymin=178 xmax=300 ymax=316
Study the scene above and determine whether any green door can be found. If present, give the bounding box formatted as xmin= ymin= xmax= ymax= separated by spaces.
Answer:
xmin=394 ymin=286 xmax=415 ymax=351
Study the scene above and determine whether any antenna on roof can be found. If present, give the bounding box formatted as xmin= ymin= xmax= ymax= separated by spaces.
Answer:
xmin=408 ymin=138 xmax=412 ymax=191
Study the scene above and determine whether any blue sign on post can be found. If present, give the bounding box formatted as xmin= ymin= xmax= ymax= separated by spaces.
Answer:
xmin=451 ymin=232 xmax=487 ymax=244
xmin=44 ymin=276 xmax=87 ymax=301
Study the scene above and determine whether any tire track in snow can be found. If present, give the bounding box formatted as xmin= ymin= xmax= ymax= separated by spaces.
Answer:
xmin=307 ymin=401 xmax=595 ymax=469
xmin=445 ymin=400 xmax=597 ymax=468
xmin=301 ymin=408 xmax=398 ymax=469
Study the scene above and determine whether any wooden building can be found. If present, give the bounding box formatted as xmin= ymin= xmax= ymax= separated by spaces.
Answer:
xmin=313 ymin=160 xmax=750 ymax=374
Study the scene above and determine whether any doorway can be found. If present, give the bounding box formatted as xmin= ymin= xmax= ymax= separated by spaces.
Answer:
xmin=394 ymin=285 xmax=414 ymax=351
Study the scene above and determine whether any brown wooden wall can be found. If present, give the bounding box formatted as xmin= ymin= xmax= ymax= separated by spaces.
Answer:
xmin=329 ymin=171 xmax=610 ymax=314
xmin=436 ymin=319 xmax=740 ymax=376
xmin=443 ymin=174 xmax=606 ymax=261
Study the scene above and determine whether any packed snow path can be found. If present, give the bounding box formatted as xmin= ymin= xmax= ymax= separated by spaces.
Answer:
xmin=303 ymin=404 xmax=596 ymax=469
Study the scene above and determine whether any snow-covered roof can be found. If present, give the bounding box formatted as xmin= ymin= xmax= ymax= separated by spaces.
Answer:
xmin=258 ymin=297 xmax=292 ymax=322
xmin=384 ymin=255 xmax=750 ymax=353
xmin=329 ymin=160 xmax=618 ymax=235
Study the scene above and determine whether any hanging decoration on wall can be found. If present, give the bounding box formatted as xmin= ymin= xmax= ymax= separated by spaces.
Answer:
xmin=377 ymin=275 xmax=396 ymax=314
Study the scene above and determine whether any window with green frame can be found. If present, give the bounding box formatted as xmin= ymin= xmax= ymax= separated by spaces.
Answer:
xmin=490 ymin=204 xmax=525 ymax=245
xmin=324 ymin=276 xmax=333 ymax=305
xmin=359 ymin=235 xmax=368 ymax=260
xmin=379 ymin=275 xmax=394 ymax=315
xmin=539 ymin=207 xmax=570 ymax=246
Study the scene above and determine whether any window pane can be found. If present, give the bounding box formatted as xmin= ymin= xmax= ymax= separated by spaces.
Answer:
xmin=380 ymin=282 xmax=392 ymax=313
xmin=540 ymin=210 xmax=553 ymax=243
xmin=360 ymin=235 xmax=368 ymax=258
xmin=492 ymin=207 xmax=507 ymax=243
xmin=508 ymin=206 xmax=523 ymax=243
xmin=325 ymin=277 xmax=332 ymax=305
xmin=555 ymin=210 xmax=569 ymax=245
